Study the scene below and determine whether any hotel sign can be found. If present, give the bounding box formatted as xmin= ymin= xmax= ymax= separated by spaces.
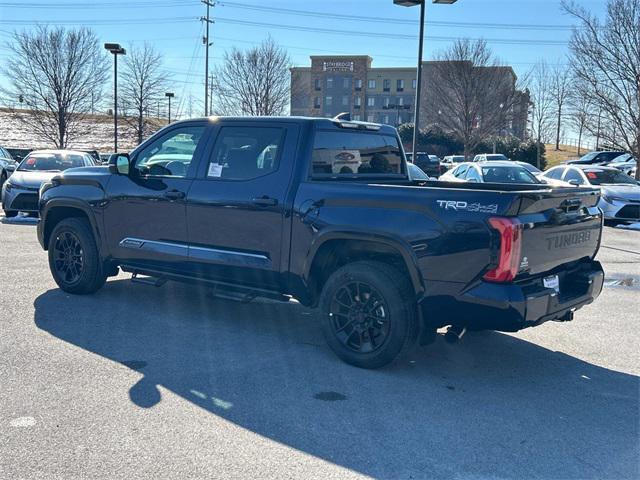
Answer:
xmin=323 ymin=61 xmax=354 ymax=72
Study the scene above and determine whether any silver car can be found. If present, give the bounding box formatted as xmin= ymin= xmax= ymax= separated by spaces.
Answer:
xmin=608 ymin=154 xmax=637 ymax=176
xmin=2 ymin=150 xmax=96 ymax=217
xmin=542 ymin=164 xmax=640 ymax=222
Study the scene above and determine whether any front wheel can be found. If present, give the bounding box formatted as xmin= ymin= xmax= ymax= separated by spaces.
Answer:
xmin=48 ymin=218 xmax=107 ymax=294
xmin=3 ymin=210 xmax=17 ymax=218
xmin=319 ymin=261 xmax=419 ymax=369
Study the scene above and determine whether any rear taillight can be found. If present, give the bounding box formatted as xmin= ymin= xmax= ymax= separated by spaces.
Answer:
xmin=483 ymin=217 xmax=523 ymax=283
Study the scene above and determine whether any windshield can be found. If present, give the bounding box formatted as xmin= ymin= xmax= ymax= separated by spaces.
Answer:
xmin=579 ymin=152 xmax=598 ymax=161
xmin=610 ymin=154 xmax=632 ymax=164
xmin=585 ymin=169 xmax=638 ymax=185
xmin=18 ymin=153 xmax=87 ymax=172
xmin=481 ymin=165 xmax=539 ymax=184
xmin=415 ymin=153 xmax=439 ymax=164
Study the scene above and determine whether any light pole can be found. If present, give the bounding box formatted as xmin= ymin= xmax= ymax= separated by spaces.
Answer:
xmin=165 ymin=92 xmax=175 ymax=124
xmin=104 ymin=43 xmax=126 ymax=153
xmin=394 ymin=0 xmax=458 ymax=156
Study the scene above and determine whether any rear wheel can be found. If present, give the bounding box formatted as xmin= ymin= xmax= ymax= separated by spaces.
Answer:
xmin=3 ymin=210 xmax=17 ymax=218
xmin=0 ymin=172 xmax=6 ymax=190
xmin=319 ymin=261 xmax=419 ymax=369
xmin=48 ymin=218 xmax=107 ymax=294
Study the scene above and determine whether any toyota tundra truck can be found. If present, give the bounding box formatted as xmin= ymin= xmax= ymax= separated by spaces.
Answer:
xmin=37 ymin=116 xmax=604 ymax=368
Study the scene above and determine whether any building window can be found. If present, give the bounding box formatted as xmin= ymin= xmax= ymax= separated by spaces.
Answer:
xmin=398 ymin=97 xmax=404 ymax=106
xmin=325 ymin=96 xmax=333 ymax=106
xmin=355 ymin=79 xmax=362 ymax=91
xmin=383 ymin=79 xmax=390 ymax=92
xmin=412 ymin=79 xmax=417 ymax=89
xmin=327 ymin=77 xmax=333 ymax=89
xmin=314 ymin=78 xmax=321 ymax=91
xmin=368 ymin=79 xmax=376 ymax=89
xmin=342 ymin=95 xmax=349 ymax=106
xmin=313 ymin=96 xmax=320 ymax=108
xmin=383 ymin=115 xmax=389 ymax=124
xmin=397 ymin=79 xmax=405 ymax=92
xmin=353 ymin=114 xmax=361 ymax=121
xmin=343 ymin=78 xmax=350 ymax=89
xmin=398 ymin=114 xmax=403 ymax=124
xmin=355 ymin=96 xmax=361 ymax=107
xmin=384 ymin=97 xmax=390 ymax=107
xmin=367 ymin=97 xmax=375 ymax=107
xmin=367 ymin=114 xmax=374 ymax=122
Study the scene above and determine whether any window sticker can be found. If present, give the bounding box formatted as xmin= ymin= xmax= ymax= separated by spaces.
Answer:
xmin=207 ymin=163 xmax=223 ymax=178
xmin=587 ymin=172 xmax=597 ymax=179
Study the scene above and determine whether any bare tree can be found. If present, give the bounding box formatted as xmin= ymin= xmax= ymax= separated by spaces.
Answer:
xmin=568 ymin=91 xmax=591 ymax=155
xmin=121 ymin=43 xmax=169 ymax=145
xmin=529 ymin=60 xmax=556 ymax=167
xmin=551 ymin=65 xmax=573 ymax=150
xmin=0 ymin=26 xmax=108 ymax=148
xmin=214 ymin=37 xmax=290 ymax=116
xmin=563 ymin=0 xmax=640 ymax=178
xmin=428 ymin=39 xmax=526 ymax=160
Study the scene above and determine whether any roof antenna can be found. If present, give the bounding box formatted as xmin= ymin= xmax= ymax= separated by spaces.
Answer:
xmin=333 ymin=112 xmax=351 ymax=122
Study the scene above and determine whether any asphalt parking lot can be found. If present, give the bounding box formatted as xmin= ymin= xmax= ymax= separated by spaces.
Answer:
xmin=0 ymin=216 xmax=638 ymax=479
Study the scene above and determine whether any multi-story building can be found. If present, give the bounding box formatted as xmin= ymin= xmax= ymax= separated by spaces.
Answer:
xmin=290 ymin=55 xmax=530 ymax=140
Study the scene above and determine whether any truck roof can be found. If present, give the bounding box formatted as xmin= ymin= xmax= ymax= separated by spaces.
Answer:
xmin=181 ymin=116 xmax=399 ymax=136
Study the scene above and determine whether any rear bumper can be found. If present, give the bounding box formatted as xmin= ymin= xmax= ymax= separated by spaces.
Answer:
xmin=420 ymin=260 xmax=604 ymax=332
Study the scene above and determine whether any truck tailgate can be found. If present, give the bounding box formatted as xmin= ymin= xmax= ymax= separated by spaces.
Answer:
xmin=515 ymin=187 xmax=602 ymax=276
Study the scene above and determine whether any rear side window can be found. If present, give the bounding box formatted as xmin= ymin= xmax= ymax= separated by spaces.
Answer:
xmin=311 ymin=131 xmax=405 ymax=177
xmin=563 ymin=169 xmax=585 ymax=184
xmin=207 ymin=126 xmax=284 ymax=180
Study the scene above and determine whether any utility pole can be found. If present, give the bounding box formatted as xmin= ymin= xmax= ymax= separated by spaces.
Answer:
xmin=201 ymin=0 xmax=215 ymax=116
xmin=209 ymin=73 xmax=214 ymax=114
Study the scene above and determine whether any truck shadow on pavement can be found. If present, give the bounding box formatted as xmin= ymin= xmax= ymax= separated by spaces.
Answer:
xmin=34 ymin=279 xmax=639 ymax=479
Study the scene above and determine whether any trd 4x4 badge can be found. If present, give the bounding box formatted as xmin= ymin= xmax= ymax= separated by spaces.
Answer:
xmin=436 ymin=200 xmax=498 ymax=214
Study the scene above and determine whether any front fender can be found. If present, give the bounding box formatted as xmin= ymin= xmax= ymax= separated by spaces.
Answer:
xmin=38 ymin=192 xmax=106 ymax=255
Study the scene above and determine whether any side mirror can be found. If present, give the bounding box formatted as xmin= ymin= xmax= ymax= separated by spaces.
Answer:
xmin=109 ymin=153 xmax=130 ymax=175
xmin=568 ymin=179 xmax=581 ymax=186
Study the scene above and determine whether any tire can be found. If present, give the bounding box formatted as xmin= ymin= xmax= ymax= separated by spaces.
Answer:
xmin=319 ymin=261 xmax=419 ymax=369
xmin=48 ymin=217 xmax=107 ymax=294
xmin=0 ymin=172 xmax=6 ymax=191
xmin=3 ymin=210 xmax=17 ymax=218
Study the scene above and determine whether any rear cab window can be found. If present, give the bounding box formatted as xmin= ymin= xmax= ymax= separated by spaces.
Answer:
xmin=311 ymin=131 xmax=406 ymax=179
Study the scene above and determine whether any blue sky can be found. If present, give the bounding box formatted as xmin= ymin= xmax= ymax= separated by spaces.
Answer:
xmin=0 ymin=0 xmax=608 ymax=118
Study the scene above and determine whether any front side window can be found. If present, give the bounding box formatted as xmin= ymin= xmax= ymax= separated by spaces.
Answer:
xmin=207 ymin=126 xmax=284 ymax=181
xmin=134 ymin=126 xmax=204 ymax=177
xmin=466 ymin=167 xmax=482 ymax=182
xmin=545 ymin=167 xmax=564 ymax=180
xmin=311 ymin=131 xmax=405 ymax=177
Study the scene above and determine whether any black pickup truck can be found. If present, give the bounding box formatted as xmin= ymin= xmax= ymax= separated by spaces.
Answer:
xmin=37 ymin=117 xmax=604 ymax=368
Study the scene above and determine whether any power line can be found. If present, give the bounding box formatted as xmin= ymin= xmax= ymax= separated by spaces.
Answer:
xmin=220 ymin=1 xmax=577 ymax=31
xmin=213 ymin=17 xmax=569 ymax=46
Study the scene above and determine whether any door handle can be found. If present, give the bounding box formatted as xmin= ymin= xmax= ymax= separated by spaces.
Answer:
xmin=252 ymin=196 xmax=278 ymax=207
xmin=164 ymin=190 xmax=185 ymax=200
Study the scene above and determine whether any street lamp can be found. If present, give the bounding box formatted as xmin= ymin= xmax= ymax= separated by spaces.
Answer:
xmin=394 ymin=0 xmax=458 ymax=156
xmin=104 ymin=43 xmax=126 ymax=153
xmin=165 ymin=92 xmax=175 ymax=124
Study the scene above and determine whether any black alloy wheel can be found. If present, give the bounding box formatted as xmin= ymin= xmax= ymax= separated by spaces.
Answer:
xmin=329 ymin=281 xmax=391 ymax=353
xmin=52 ymin=231 xmax=85 ymax=285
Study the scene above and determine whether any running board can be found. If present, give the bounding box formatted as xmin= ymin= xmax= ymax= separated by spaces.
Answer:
xmin=123 ymin=265 xmax=290 ymax=304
